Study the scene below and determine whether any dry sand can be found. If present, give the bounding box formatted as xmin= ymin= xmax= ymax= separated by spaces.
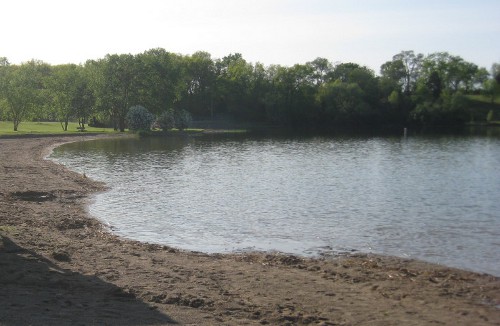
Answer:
xmin=0 ymin=135 xmax=499 ymax=325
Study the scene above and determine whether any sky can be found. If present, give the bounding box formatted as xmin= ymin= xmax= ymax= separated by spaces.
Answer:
xmin=2 ymin=0 xmax=499 ymax=73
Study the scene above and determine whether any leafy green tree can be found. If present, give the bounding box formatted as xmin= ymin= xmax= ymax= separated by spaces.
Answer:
xmin=263 ymin=63 xmax=318 ymax=127
xmin=0 ymin=57 xmax=10 ymax=119
xmin=483 ymin=79 xmax=497 ymax=103
xmin=136 ymin=49 xmax=185 ymax=115
xmin=73 ymin=71 xmax=95 ymax=130
xmin=214 ymin=56 xmax=270 ymax=122
xmin=426 ymin=71 xmax=443 ymax=100
xmin=330 ymin=63 xmax=360 ymax=82
xmin=380 ymin=59 xmax=406 ymax=90
xmin=380 ymin=50 xmax=423 ymax=95
xmin=317 ymin=80 xmax=370 ymax=124
xmin=214 ymin=53 xmax=255 ymax=119
xmin=47 ymin=64 xmax=93 ymax=131
xmin=2 ymin=60 xmax=50 ymax=131
xmin=330 ymin=63 xmax=380 ymax=112
xmin=262 ymin=65 xmax=286 ymax=124
xmin=409 ymin=52 xmax=490 ymax=126
xmin=3 ymin=65 xmax=30 ymax=131
xmin=387 ymin=90 xmax=400 ymax=107
xmin=421 ymin=52 xmax=480 ymax=93
xmin=1 ymin=48 xmax=492 ymax=132
xmin=473 ymin=67 xmax=490 ymax=91
xmin=411 ymin=90 xmax=468 ymax=125
xmin=47 ymin=64 xmax=75 ymax=130
xmin=246 ymin=62 xmax=270 ymax=122
xmin=126 ymin=105 xmax=155 ymax=131
xmin=180 ymin=51 xmax=216 ymax=119
xmin=493 ymin=63 xmax=500 ymax=84
xmin=93 ymin=54 xmax=142 ymax=131
xmin=0 ymin=57 xmax=9 ymax=67
xmin=488 ymin=63 xmax=500 ymax=103
xmin=307 ymin=57 xmax=333 ymax=85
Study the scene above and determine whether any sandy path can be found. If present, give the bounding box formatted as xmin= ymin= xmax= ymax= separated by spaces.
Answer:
xmin=0 ymin=135 xmax=499 ymax=325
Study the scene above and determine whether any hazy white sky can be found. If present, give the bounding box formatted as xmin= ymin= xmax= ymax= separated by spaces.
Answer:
xmin=2 ymin=0 xmax=499 ymax=72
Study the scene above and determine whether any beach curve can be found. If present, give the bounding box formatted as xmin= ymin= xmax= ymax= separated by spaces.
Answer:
xmin=1 ymin=135 xmax=499 ymax=325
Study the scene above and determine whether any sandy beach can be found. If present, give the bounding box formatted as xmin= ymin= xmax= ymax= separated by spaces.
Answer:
xmin=0 ymin=135 xmax=499 ymax=325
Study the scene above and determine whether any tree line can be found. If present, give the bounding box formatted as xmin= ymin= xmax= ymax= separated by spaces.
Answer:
xmin=0 ymin=49 xmax=499 ymax=132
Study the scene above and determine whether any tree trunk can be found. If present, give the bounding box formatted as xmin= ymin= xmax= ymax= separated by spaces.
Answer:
xmin=78 ymin=118 xmax=85 ymax=131
xmin=119 ymin=116 xmax=125 ymax=132
xmin=60 ymin=119 xmax=69 ymax=131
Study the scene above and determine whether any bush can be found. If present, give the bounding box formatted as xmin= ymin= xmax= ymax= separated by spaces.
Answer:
xmin=126 ymin=105 xmax=155 ymax=131
xmin=486 ymin=109 xmax=494 ymax=122
xmin=174 ymin=109 xmax=192 ymax=131
xmin=156 ymin=108 xmax=192 ymax=131
xmin=157 ymin=108 xmax=175 ymax=131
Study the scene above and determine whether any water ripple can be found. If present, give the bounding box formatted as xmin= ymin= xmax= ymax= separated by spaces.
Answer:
xmin=51 ymin=135 xmax=500 ymax=276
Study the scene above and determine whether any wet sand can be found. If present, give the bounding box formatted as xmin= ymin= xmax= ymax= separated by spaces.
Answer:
xmin=0 ymin=135 xmax=499 ymax=325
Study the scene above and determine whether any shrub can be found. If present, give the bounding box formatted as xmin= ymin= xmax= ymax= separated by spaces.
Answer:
xmin=157 ymin=108 xmax=192 ymax=131
xmin=174 ymin=109 xmax=192 ymax=131
xmin=486 ymin=109 xmax=494 ymax=122
xmin=157 ymin=108 xmax=175 ymax=131
xmin=126 ymin=105 xmax=155 ymax=131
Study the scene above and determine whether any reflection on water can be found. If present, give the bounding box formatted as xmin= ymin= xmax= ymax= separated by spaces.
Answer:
xmin=51 ymin=133 xmax=500 ymax=276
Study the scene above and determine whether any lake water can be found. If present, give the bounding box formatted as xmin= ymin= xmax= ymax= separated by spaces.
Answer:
xmin=50 ymin=132 xmax=500 ymax=276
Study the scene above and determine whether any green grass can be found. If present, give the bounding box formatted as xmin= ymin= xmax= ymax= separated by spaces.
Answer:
xmin=0 ymin=121 xmax=247 ymax=137
xmin=140 ymin=129 xmax=248 ymax=139
xmin=0 ymin=121 xmax=118 ymax=136
xmin=173 ymin=128 xmax=247 ymax=134
xmin=465 ymin=95 xmax=500 ymax=123
xmin=467 ymin=94 xmax=500 ymax=105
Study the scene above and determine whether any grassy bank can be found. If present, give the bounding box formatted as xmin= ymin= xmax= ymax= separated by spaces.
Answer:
xmin=0 ymin=121 xmax=118 ymax=136
xmin=466 ymin=94 xmax=500 ymax=124
xmin=0 ymin=120 xmax=249 ymax=137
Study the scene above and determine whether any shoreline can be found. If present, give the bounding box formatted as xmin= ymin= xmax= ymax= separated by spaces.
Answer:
xmin=1 ymin=135 xmax=499 ymax=325
xmin=48 ymin=133 xmax=498 ymax=278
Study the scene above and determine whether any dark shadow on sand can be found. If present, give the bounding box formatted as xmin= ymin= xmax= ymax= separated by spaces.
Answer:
xmin=0 ymin=235 xmax=177 ymax=325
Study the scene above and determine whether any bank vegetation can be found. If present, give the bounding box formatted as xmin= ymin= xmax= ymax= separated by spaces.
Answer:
xmin=0 ymin=51 xmax=499 ymax=133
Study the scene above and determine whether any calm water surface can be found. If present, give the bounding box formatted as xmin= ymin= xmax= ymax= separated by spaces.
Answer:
xmin=51 ymin=133 xmax=500 ymax=276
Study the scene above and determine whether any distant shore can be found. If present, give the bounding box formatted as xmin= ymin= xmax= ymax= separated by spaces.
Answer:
xmin=1 ymin=135 xmax=499 ymax=325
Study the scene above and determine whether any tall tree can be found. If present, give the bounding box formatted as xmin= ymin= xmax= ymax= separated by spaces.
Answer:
xmin=492 ymin=63 xmax=500 ymax=84
xmin=267 ymin=63 xmax=319 ymax=127
xmin=426 ymin=71 xmax=443 ymax=100
xmin=136 ymin=48 xmax=185 ymax=115
xmin=307 ymin=57 xmax=333 ymax=86
xmin=317 ymin=80 xmax=370 ymax=124
xmin=381 ymin=50 xmax=423 ymax=94
xmin=331 ymin=63 xmax=379 ymax=106
xmin=0 ymin=57 xmax=9 ymax=67
xmin=93 ymin=54 xmax=141 ymax=131
xmin=484 ymin=63 xmax=500 ymax=103
xmin=421 ymin=52 xmax=479 ymax=93
xmin=47 ymin=64 xmax=93 ymax=130
xmin=178 ymin=51 xmax=215 ymax=119
xmin=2 ymin=60 xmax=50 ymax=131
xmin=214 ymin=53 xmax=254 ymax=119
xmin=0 ymin=57 xmax=11 ymax=119
xmin=472 ymin=67 xmax=490 ymax=91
